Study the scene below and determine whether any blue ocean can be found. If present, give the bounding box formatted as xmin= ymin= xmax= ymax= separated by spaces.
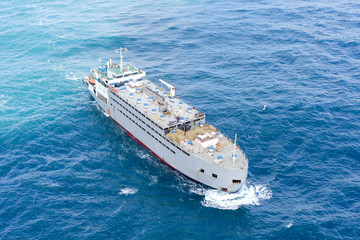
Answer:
xmin=1 ymin=0 xmax=359 ymax=239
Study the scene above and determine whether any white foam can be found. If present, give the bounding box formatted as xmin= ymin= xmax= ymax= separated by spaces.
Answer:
xmin=149 ymin=175 xmax=158 ymax=185
xmin=48 ymin=183 xmax=61 ymax=188
xmin=262 ymin=105 xmax=267 ymax=111
xmin=65 ymin=73 xmax=78 ymax=81
xmin=119 ymin=187 xmax=138 ymax=195
xmin=0 ymin=99 xmax=8 ymax=107
xmin=286 ymin=222 xmax=293 ymax=228
xmin=0 ymin=94 xmax=10 ymax=108
xmin=191 ymin=183 xmax=272 ymax=210
xmin=136 ymin=152 xmax=151 ymax=159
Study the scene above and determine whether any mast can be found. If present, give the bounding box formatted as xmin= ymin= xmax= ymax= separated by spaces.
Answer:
xmin=232 ymin=133 xmax=238 ymax=163
xmin=116 ymin=47 xmax=127 ymax=71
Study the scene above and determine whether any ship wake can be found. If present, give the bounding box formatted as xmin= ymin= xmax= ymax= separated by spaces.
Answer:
xmin=191 ymin=183 xmax=272 ymax=210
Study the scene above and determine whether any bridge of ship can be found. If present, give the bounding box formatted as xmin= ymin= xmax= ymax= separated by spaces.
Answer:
xmin=95 ymin=64 xmax=140 ymax=79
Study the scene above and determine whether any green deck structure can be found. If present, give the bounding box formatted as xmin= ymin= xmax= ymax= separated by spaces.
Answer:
xmin=110 ymin=64 xmax=138 ymax=75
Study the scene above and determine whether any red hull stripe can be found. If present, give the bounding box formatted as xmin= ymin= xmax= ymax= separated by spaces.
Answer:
xmin=111 ymin=116 xmax=207 ymax=188
xmin=112 ymin=119 xmax=176 ymax=170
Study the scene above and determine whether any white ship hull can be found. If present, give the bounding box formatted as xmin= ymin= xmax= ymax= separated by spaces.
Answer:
xmin=83 ymin=80 xmax=248 ymax=193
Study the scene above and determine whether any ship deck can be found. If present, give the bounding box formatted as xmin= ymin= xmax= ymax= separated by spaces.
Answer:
xmin=114 ymin=79 xmax=205 ymax=129
xmin=110 ymin=65 xmax=138 ymax=75
xmin=165 ymin=124 xmax=248 ymax=169
xmin=95 ymin=64 xmax=138 ymax=77
xmin=109 ymin=78 xmax=247 ymax=169
xmin=202 ymin=136 xmax=248 ymax=170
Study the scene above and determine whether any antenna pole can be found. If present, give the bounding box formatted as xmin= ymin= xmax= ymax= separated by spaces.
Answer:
xmin=116 ymin=47 xmax=127 ymax=72
xmin=232 ymin=133 xmax=237 ymax=163
xmin=120 ymin=48 xmax=123 ymax=70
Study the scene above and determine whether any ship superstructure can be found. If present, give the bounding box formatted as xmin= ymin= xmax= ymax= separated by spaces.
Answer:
xmin=83 ymin=49 xmax=248 ymax=192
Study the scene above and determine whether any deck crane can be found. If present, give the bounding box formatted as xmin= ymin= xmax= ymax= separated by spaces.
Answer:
xmin=159 ymin=79 xmax=175 ymax=97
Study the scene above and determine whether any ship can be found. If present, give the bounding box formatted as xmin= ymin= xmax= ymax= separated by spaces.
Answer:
xmin=82 ymin=48 xmax=248 ymax=193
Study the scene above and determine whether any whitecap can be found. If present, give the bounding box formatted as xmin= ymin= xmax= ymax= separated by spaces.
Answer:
xmin=0 ymin=94 xmax=10 ymax=108
xmin=262 ymin=105 xmax=267 ymax=111
xmin=149 ymin=175 xmax=158 ymax=185
xmin=119 ymin=187 xmax=138 ymax=195
xmin=0 ymin=99 xmax=8 ymax=107
xmin=286 ymin=222 xmax=293 ymax=228
xmin=192 ymin=183 xmax=272 ymax=210
xmin=136 ymin=151 xmax=151 ymax=159
xmin=52 ymin=65 xmax=65 ymax=72
xmin=65 ymin=73 xmax=78 ymax=81
xmin=48 ymin=183 xmax=61 ymax=188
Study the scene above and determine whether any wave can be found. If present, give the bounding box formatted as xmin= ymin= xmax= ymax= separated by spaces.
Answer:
xmin=191 ymin=183 xmax=272 ymax=210
xmin=0 ymin=94 xmax=11 ymax=109
xmin=65 ymin=72 xmax=79 ymax=81
xmin=118 ymin=187 xmax=138 ymax=195
xmin=149 ymin=175 xmax=158 ymax=185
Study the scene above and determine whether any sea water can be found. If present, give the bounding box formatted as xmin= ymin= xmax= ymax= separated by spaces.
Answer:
xmin=0 ymin=0 xmax=359 ymax=239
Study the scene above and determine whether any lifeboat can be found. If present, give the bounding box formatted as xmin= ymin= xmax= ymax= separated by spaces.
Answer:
xmin=88 ymin=76 xmax=96 ymax=85
xmin=109 ymin=86 xmax=118 ymax=93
